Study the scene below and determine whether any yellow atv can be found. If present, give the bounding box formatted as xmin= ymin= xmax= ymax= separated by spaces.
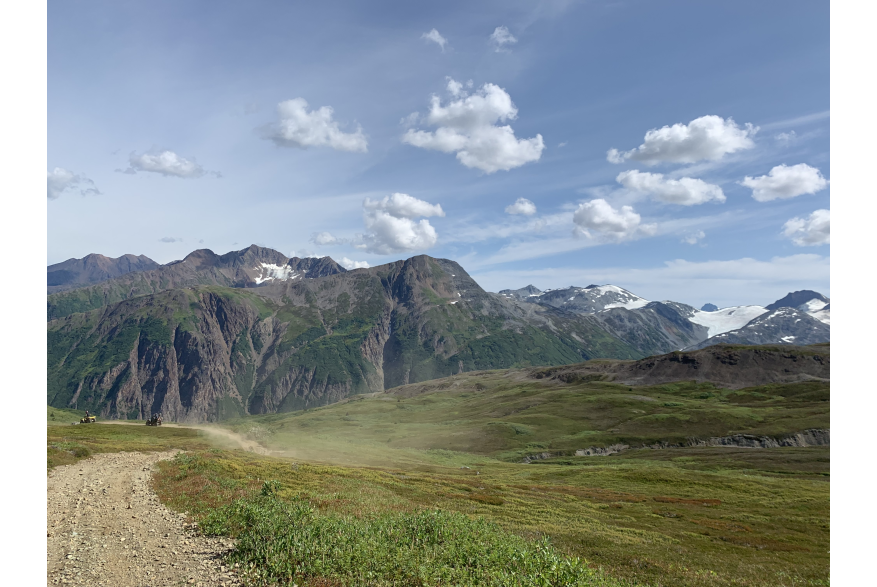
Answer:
xmin=79 ymin=415 xmax=96 ymax=424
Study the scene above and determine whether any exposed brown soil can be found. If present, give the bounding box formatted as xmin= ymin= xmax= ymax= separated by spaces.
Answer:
xmin=47 ymin=451 xmax=242 ymax=587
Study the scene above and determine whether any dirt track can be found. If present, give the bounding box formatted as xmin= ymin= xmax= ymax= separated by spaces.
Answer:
xmin=47 ymin=450 xmax=242 ymax=587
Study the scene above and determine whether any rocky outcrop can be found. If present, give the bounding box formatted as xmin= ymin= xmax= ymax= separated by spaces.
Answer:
xmin=686 ymin=429 xmax=829 ymax=449
xmin=520 ymin=430 xmax=829 ymax=462
xmin=576 ymin=444 xmax=630 ymax=456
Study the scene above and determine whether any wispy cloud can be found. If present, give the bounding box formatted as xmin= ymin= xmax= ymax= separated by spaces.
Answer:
xmin=759 ymin=110 xmax=830 ymax=131
xmin=421 ymin=29 xmax=448 ymax=51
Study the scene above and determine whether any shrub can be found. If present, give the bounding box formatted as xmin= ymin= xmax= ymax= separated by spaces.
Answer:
xmin=201 ymin=496 xmax=617 ymax=586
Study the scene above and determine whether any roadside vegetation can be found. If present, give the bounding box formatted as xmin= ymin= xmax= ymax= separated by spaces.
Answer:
xmin=151 ymin=445 xmax=827 ymax=587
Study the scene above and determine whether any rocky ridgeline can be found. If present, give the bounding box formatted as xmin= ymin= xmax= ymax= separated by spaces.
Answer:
xmin=519 ymin=429 xmax=830 ymax=463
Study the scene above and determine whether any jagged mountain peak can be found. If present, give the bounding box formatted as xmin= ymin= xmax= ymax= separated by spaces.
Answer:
xmin=217 ymin=244 xmax=289 ymax=268
xmin=524 ymin=284 xmax=650 ymax=313
xmin=179 ymin=248 xmax=221 ymax=269
xmin=498 ymin=285 xmax=543 ymax=300
xmin=766 ymin=290 xmax=829 ymax=311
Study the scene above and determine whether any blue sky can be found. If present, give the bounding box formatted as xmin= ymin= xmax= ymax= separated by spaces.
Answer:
xmin=47 ymin=0 xmax=829 ymax=307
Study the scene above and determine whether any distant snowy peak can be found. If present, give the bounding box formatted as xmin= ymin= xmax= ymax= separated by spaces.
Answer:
xmin=253 ymin=262 xmax=300 ymax=284
xmin=766 ymin=290 xmax=829 ymax=312
xmin=764 ymin=290 xmax=830 ymax=325
xmin=498 ymin=284 xmax=543 ymax=300
xmin=685 ymin=307 xmax=830 ymax=350
xmin=689 ymin=305 xmax=769 ymax=338
xmin=591 ymin=285 xmax=650 ymax=310
xmin=516 ymin=284 xmax=650 ymax=314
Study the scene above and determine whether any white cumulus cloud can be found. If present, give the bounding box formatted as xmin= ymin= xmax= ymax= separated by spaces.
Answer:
xmin=339 ymin=257 xmax=370 ymax=270
xmin=616 ymin=170 xmax=726 ymax=205
xmin=311 ymin=232 xmax=341 ymax=246
xmin=490 ymin=26 xmax=517 ymax=51
xmin=47 ymin=167 xmax=101 ymax=199
xmin=263 ymin=98 xmax=368 ymax=152
xmin=572 ymin=199 xmax=656 ymax=241
xmin=357 ymin=193 xmax=444 ymax=254
xmin=402 ymin=80 xmax=544 ymax=173
xmin=608 ymin=115 xmax=757 ymax=165
xmin=682 ymin=230 xmax=706 ymax=245
xmin=123 ymin=150 xmax=206 ymax=178
xmin=505 ymin=198 xmax=537 ymax=215
xmin=782 ymin=209 xmax=830 ymax=246
xmin=741 ymin=163 xmax=829 ymax=202
xmin=421 ymin=29 xmax=448 ymax=51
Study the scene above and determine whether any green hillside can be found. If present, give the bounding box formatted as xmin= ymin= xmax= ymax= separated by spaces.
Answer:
xmin=223 ymin=363 xmax=829 ymax=466
xmin=47 ymin=256 xmax=641 ymax=422
xmin=159 ymin=363 xmax=828 ymax=587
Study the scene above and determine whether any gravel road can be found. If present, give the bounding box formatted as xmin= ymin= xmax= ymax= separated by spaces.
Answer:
xmin=47 ymin=451 xmax=243 ymax=587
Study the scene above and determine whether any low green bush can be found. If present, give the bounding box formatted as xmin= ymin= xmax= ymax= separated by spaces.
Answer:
xmin=201 ymin=495 xmax=622 ymax=587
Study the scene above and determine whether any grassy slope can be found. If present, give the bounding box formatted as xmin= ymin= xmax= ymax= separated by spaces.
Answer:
xmin=224 ymin=369 xmax=829 ymax=465
xmin=152 ymin=444 xmax=828 ymax=587
xmin=166 ymin=370 xmax=827 ymax=587
xmin=47 ymin=405 xmax=87 ymax=423
xmin=48 ymin=368 xmax=830 ymax=586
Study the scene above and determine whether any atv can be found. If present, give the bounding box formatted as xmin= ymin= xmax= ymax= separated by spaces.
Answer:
xmin=79 ymin=415 xmax=96 ymax=424
xmin=146 ymin=414 xmax=163 ymax=426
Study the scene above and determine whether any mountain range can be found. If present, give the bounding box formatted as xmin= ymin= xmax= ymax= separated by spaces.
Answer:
xmin=47 ymin=253 xmax=159 ymax=294
xmin=46 ymin=245 xmax=830 ymax=422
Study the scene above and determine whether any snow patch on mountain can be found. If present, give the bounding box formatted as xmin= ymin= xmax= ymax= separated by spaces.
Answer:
xmin=591 ymin=285 xmax=650 ymax=310
xmin=799 ymin=298 xmax=830 ymax=325
xmin=689 ymin=305 xmax=769 ymax=338
xmin=808 ymin=309 xmax=830 ymax=325
xmin=253 ymin=263 xmax=300 ymax=284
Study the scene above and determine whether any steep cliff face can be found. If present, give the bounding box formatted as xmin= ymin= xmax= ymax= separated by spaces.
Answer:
xmin=47 ymin=255 xmax=643 ymax=422
xmin=48 ymin=289 xmax=267 ymax=422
